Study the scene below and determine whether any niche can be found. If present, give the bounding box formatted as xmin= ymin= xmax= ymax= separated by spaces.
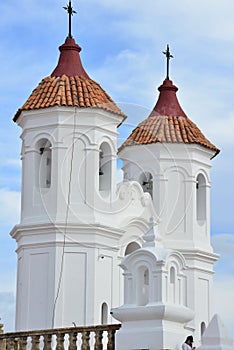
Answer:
xmin=201 ymin=321 xmax=206 ymax=337
xmin=137 ymin=266 xmax=149 ymax=306
xmin=101 ymin=302 xmax=108 ymax=324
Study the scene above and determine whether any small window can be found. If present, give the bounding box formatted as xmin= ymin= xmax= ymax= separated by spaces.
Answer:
xmin=196 ymin=174 xmax=206 ymax=221
xmin=101 ymin=302 xmax=108 ymax=324
xmin=139 ymin=172 xmax=153 ymax=198
xmin=36 ymin=139 xmax=52 ymax=189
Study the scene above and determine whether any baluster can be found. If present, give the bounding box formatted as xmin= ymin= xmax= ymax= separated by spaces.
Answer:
xmin=94 ymin=330 xmax=103 ymax=350
xmin=18 ymin=337 xmax=27 ymax=350
xmin=13 ymin=338 xmax=19 ymax=350
xmin=107 ymin=329 xmax=116 ymax=350
xmin=68 ymin=332 xmax=77 ymax=350
xmin=6 ymin=338 xmax=11 ymax=350
xmin=0 ymin=335 xmax=5 ymax=350
xmin=0 ymin=324 xmax=4 ymax=350
xmin=81 ymin=331 xmax=90 ymax=350
xmin=56 ymin=333 xmax=65 ymax=350
xmin=43 ymin=334 xmax=52 ymax=350
xmin=7 ymin=338 xmax=14 ymax=350
xmin=32 ymin=335 xmax=40 ymax=350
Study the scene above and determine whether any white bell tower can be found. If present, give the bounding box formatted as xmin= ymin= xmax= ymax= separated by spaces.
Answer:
xmin=11 ymin=33 xmax=126 ymax=331
xmin=119 ymin=53 xmax=220 ymax=341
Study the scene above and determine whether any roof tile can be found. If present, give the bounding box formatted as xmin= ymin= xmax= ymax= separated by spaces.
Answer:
xmin=14 ymin=75 xmax=125 ymax=121
xmin=120 ymin=79 xmax=219 ymax=156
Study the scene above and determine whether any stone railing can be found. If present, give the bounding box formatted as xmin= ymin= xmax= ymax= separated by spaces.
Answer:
xmin=0 ymin=323 xmax=121 ymax=350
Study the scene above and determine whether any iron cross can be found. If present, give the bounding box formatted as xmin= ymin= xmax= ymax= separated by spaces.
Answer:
xmin=63 ymin=1 xmax=77 ymax=38
xmin=163 ymin=45 xmax=173 ymax=80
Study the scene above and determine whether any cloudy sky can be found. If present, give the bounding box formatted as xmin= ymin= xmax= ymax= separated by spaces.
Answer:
xmin=0 ymin=0 xmax=233 ymax=338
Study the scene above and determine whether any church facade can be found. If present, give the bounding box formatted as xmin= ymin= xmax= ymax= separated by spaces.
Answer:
xmin=10 ymin=9 xmax=220 ymax=349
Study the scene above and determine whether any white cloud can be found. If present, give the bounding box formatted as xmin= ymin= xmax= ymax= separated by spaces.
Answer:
xmin=0 ymin=292 xmax=15 ymax=332
xmin=213 ymin=276 xmax=234 ymax=338
xmin=5 ymin=159 xmax=21 ymax=168
xmin=212 ymin=234 xmax=234 ymax=338
xmin=98 ymin=0 xmax=234 ymax=43
xmin=0 ymin=189 xmax=21 ymax=225
xmin=212 ymin=234 xmax=234 ymax=261
xmin=91 ymin=48 xmax=158 ymax=110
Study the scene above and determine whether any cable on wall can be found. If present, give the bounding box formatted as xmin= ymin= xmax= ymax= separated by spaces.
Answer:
xmin=51 ymin=108 xmax=77 ymax=328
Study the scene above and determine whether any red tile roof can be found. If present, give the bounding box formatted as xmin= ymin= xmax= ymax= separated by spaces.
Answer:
xmin=14 ymin=37 xmax=125 ymax=122
xmin=13 ymin=75 xmax=125 ymax=121
xmin=120 ymin=79 xmax=219 ymax=156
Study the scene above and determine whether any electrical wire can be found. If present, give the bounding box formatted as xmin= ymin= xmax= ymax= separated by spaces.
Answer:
xmin=51 ymin=108 xmax=77 ymax=328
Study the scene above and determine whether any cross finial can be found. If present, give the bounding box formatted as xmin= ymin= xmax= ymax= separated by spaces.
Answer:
xmin=63 ymin=1 xmax=77 ymax=38
xmin=163 ymin=44 xmax=173 ymax=80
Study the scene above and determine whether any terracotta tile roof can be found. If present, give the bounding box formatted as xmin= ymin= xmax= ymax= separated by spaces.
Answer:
xmin=13 ymin=75 xmax=125 ymax=121
xmin=13 ymin=37 xmax=126 ymax=122
xmin=120 ymin=79 xmax=219 ymax=156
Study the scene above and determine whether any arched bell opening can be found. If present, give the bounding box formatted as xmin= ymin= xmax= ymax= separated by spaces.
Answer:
xmin=35 ymin=139 xmax=52 ymax=189
xmin=196 ymin=173 xmax=207 ymax=222
xmin=99 ymin=142 xmax=112 ymax=195
xmin=139 ymin=172 xmax=153 ymax=198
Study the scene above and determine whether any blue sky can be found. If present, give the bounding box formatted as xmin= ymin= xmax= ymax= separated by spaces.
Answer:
xmin=0 ymin=0 xmax=233 ymax=337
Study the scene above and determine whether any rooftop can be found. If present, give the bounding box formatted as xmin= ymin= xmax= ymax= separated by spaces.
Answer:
xmin=120 ymin=79 xmax=219 ymax=156
xmin=13 ymin=37 xmax=125 ymax=122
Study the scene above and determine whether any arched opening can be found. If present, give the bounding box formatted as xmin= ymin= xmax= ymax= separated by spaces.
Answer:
xmin=99 ymin=142 xmax=112 ymax=194
xmin=136 ymin=266 xmax=149 ymax=306
xmin=196 ymin=174 xmax=206 ymax=221
xmin=36 ymin=139 xmax=52 ymax=189
xmin=201 ymin=321 xmax=206 ymax=337
xmin=125 ymin=242 xmax=141 ymax=256
xmin=101 ymin=302 xmax=108 ymax=324
xmin=139 ymin=172 xmax=153 ymax=198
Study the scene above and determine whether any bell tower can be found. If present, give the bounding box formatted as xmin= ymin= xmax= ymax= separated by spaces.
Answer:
xmin=11 ymin=3 xmax=126 ymax=331
xmin=118 ymin=46 xmax=220 ymax=341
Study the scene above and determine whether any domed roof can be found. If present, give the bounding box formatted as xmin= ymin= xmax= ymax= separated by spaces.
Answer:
xmin=120 ymin=79 xmax=219 ymax=156
xmin=13 ymin=37 xmax=125 ymax=122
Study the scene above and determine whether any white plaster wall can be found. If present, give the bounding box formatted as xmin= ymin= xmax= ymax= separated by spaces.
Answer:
xmin=119 ymin=142 xmax=215 ymax=251
xmin=119 ymin=141 xmax=219 ymax=344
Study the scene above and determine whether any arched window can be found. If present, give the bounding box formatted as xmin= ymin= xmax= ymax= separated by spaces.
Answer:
xmin=137 ymin=266 xmax=149 ymax=306
xmin=36 ymin=139 xmax=52 ymax=189
xmin=101 ymin=302 xmax=108 ymax=324
xmin=196 ymin=174 xmax=206 ymax=221
xmin=99 ymin=142 xmax=112 ymax=193
xmin=201 ymin=322 xmax=206 ymax=337
xmin=139 ymin=172 xmax=153 ymax=198
xmin=125 ymin=242 xmax=140 ymax=256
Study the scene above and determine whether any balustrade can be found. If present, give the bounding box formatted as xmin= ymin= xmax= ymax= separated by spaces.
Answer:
xmin=0 ymin=325 xmax=120 ymax=350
